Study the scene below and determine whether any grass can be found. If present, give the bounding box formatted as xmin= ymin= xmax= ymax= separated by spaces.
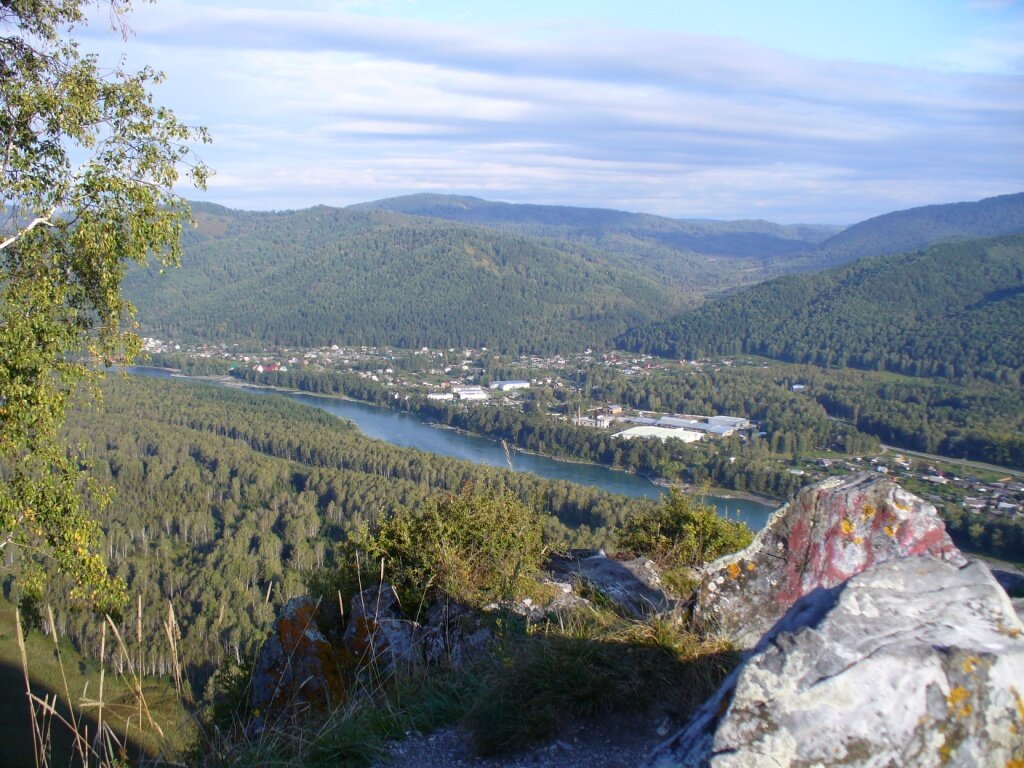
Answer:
xmin=200 ymin=604 xmax=737 ymax=767
xmin=0 ymin=597 xmax=193 ymax=767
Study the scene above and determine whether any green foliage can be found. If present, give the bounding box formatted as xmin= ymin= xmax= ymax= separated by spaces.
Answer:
xmin=621 ymin=235 xmax=1024 ymax=387
xmin=37 ymin=375 xmax=652 ymax=695
xmin=0 ymin=0 xmax=209 ymax=610
xmin=123 ymin=206 xmax=684 ymax=353
xmin=463 ymin=609 xmax=738 ymax=756
xmin=615 ymin=489 xmax=753 ymax=568
xmin=796 ymin=191 xmax=1024 ymax=268
xmin=351 ymin=483 xmax=546 ymax=609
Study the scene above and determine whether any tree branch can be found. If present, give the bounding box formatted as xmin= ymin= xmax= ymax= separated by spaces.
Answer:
xmin=0 ymin=213 xmax=57 ymax=251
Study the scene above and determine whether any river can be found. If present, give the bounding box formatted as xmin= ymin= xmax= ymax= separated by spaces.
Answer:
xmin=128 ymin=367 xmax=776 ymax=530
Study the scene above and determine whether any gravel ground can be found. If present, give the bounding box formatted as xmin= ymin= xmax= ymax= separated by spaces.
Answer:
xmin=377 ymin=710 xmax=675 ymax=768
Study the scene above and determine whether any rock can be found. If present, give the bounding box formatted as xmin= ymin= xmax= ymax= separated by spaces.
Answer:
xmin=342 ymin=584 xmax=420 ymax=670
xmin=649 ymin=557 xmax=1024 ymax=768
xmin=420 ymin=597 xmax=494 ymax=667
xmin=693 ymin=472 xmax=966 ymax=647
xmin=250 ymin=596 xmax=348 ymax=722
xmin=546 ymin=550 xmax=676 ymax=617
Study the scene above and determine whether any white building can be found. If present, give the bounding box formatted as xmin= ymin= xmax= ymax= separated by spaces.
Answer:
xmin=452 ymin=386 xmax=489 ymax=401
xmin=490 ymin=380 xmax=531 ymax=392
xmin=613 ymin=426 xmax=704 ymax=443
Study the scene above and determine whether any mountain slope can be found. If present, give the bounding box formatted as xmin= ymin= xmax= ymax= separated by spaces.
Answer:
xmin=792 ymin=191 xmax=1024 ymax=269
xmin=125 ymin=205 xmax=683 ymax=353
xmin=619 ymin=234 xmax=1024 ymax=383
xmin=353 ymin=194 xmax=839 ymax=289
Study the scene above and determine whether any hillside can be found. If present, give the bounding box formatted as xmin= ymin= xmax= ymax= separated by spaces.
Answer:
xmin=124 ymin=205 xmax=683 ymax=353
xmin=354 ymin=194 xmax=839 ymax=288
xmin=352 ymin=194 xmax=839 ymax=255
xmin=619 ymin=234 xmax=1024 ymax=384
xmin=790 ymin=191 xmax=1024 ymax=269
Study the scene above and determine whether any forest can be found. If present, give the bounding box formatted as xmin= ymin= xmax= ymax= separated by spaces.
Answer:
xmin=123 ymin=205 xmax=684 ymax=353
xmin=15 ymin=375 xmax=657 ymax=696
xmin=620 ymin=235 xmax=1024 ymax=387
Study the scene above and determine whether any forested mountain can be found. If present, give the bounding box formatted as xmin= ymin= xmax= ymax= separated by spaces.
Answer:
xmin=791 ymin=191 xmax=1024 ymax=269
xmin=124 ymin=205 xmax=684 ymax=353
xmin=354 ymin=194 xmax=839 ymax=288
xmin=353 ymin=194 xmax=839 ymax=257
xmin=620 ymin=235 xmax=1024 ymax=385
xmin=126 ymin=192 xmax=1023 ymax=355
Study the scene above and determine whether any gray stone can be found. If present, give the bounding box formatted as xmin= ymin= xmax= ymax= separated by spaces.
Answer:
xmin=420 ymin=597 xmax=494 ymax=667
xmin=693 ymin=473 xmax=966 ymax=648
xmin=250 ymin=596 xmax=347 ymax=722
xmin=342 ymin=584 xmax=420 ymax=670
xmin=650 ymin=557 xmax=1024 ymax=768
xmin=547 ymin=550 xmax=676 ymax=617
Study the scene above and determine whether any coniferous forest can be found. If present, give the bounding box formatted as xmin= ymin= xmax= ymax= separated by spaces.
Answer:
xmin=19 ymin=375 xmax=653 ymax=694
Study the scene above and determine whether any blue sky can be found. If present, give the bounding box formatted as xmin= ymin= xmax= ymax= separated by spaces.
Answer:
xmin=81 ymin=0 xmax=1023 ymax=223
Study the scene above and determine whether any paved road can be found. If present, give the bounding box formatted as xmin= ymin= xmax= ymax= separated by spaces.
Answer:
xmin=879 ymin=444 xmax=1024 ymax=479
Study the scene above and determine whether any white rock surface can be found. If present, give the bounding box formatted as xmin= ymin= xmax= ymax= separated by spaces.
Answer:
xmin=651 ymin=557 xmax=1024 ymax=768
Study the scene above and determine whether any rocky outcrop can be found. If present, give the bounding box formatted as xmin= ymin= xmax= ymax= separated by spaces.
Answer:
xmin=251 ymin=596 xmax=348 ymax=722
xmin=693 ymin=472 xmax=966 ymax=647
xmin=651 ymin=556 xmax=1024 ymax=768
xmin=420 ymin=597 xmax=495 ymax=667
xmin=547 ymin=550 xmax=676 ymax=617
xmin=342 ymin=584 xmax=420 ymax=671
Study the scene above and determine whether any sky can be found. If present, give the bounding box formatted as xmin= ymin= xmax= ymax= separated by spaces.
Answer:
xmin=78 ymin=0 xmax=1024 ymax=223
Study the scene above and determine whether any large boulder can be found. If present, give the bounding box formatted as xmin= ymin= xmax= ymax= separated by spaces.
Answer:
xmin=251 ymin=596 xmax=348 ymax=721
xmin=420 ymin=597 xmax=495 ymax=667
xmin=693 ymin=473 xmax=965 ymax=647
xmin=546 ymin=550 xmax=676 ymax=617
xmin=342 ymin=584 xmax=420 ymax=670
xmin=650 ymin=557 xmax=1024 ymax=768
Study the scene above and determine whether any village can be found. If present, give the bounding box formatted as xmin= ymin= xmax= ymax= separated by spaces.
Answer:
xmin=141 ymin=337 xmax=1024 ymax=524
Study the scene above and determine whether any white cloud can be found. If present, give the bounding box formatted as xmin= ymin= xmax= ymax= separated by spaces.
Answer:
xmin=98 ymin=2 xmax=1024 ymax=222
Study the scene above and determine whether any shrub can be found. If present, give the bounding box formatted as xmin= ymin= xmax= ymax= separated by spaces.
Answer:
xmin=350 ymin=482 xmax=546 ymax=610
xmin=615 ymin=489 xmax=752 ymax=569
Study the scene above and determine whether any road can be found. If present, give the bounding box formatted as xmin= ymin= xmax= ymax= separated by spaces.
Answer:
xmin=878 ymin=443 xmax=1024 ymax=479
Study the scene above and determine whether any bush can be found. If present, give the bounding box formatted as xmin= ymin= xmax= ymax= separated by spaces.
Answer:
xmin=350 ymin=482 xmax=546 ymax=610
xmin=615 ymin=489 xmax=752 ymax=569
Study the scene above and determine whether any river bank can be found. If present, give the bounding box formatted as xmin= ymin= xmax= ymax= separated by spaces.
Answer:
xmin=127 ymin=367 xmax=776 ymax=529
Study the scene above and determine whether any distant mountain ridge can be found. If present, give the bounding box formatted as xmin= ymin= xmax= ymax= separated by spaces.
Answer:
xmin=127 ymin=192 xmax=1024 ymax=355
xmin=798 ymin=191 xmax=1024 ymax=269
xmin=125 ymin=205 xmax=685 ymax=353
xmin=352 ymin=193 xmax=840 ymax=259
xmin=619 ymin=234 xmax=1024 ymax=383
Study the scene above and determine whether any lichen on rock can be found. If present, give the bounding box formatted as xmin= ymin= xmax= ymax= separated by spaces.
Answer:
xmin=692 ymin=472 xmax=966 ymax=648
xmin=651 ymin=557 xmax=1024 ymax=768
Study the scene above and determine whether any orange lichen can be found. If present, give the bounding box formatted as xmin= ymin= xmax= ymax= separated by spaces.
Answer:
xmin=841 ymin=519 xmax=856 ymax=535
xmin=883 ymin=525 xmax=897 ymax=538
xmin=861 ymin=505 xmax=876 ymax=520
xmin=947 ymin=686 xmax=972 ymax=718
xmin=746 ymin=561 xmax=756 ymax=571
xmin=727 ymin=562 xmax=742 ymax=580
xmin=962 ymin=656 xmax=979 ymax=675
xmin=947 ymin=686 xmax=970 ymax=706
xmin=854 ymin=536 xmax=863 ymax=545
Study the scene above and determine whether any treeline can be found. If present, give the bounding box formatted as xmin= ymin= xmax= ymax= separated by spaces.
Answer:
xmin=21 ymin=375 xmax=659 ymax=697
xmin=943 ymin=506 xmax=1024 ymax=564
xmin=620 ymin=236 xmax=1024 ymax=387
xmin=124 ymin=206 xmax=682 ymax=353
xmin=791 ymin=366 xmax=1024 ymax=469
xmin=231 ymin=364 xmax=870 ymax=500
